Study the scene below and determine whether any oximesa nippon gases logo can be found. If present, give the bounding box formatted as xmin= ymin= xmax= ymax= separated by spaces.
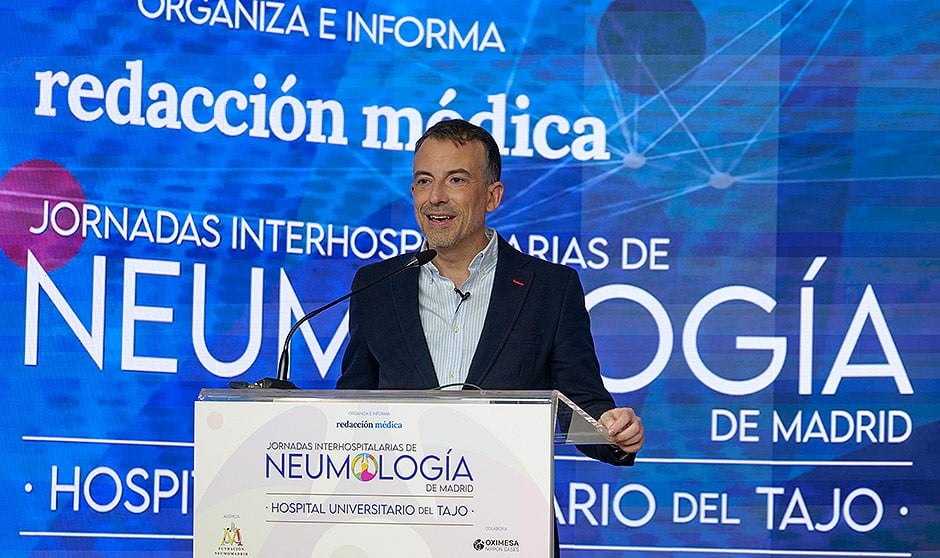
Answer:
xmin=472 ymin=538 xmax=520 ymax=552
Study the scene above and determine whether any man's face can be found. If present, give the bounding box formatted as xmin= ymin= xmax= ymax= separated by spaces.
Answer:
xmin=411 ymin=138 xmax=503 ymax=254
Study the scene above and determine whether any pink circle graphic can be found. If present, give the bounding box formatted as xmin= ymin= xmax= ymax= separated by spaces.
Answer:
xmin=0 ymin=160 xmax=86 ymax=271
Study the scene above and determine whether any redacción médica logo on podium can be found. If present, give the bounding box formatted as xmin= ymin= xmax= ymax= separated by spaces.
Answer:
xmin=335 ymin=419 xmax=404 ymax=429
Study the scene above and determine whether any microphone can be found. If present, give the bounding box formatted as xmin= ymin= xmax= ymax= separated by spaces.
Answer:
xmin=453 ymin=287 xmax=471 ymax=315
xmin=230 ymin=249 xmax=437 ymax=389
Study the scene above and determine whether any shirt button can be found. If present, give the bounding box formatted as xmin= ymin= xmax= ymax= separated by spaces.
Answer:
xmin=453 ymin=326 xmax=459 ymax=333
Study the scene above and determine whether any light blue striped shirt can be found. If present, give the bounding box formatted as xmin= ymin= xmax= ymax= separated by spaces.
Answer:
xmin=419 ymin=229 xmax=499 ymax=389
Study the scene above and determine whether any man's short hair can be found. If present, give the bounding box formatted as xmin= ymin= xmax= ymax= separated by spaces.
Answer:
xmin=414 ymin=119 xmax=502 ymax=185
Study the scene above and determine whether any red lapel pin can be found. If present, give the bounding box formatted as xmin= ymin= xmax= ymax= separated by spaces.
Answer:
xmin=512 ymin=279 xmax=525 ymax=287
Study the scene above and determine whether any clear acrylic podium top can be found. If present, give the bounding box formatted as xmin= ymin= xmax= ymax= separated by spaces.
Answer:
xmin=198 ymin=388 xmax=615 ymax=446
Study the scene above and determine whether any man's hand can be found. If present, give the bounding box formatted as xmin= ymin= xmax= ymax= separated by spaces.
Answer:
xmin=598 ymin=407 xmax=644 ymax=454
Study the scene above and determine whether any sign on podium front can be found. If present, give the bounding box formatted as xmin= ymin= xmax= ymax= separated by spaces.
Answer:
xmin=194 ymin=388 xmax=612 ymax=557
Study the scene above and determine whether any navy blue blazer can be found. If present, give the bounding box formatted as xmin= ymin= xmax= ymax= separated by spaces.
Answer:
xmin=338 ymin=236 xmax=634 ymax=466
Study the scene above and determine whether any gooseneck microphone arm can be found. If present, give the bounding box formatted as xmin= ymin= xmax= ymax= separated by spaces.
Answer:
xmin=230 ymin=249 xmax=437 ymax=390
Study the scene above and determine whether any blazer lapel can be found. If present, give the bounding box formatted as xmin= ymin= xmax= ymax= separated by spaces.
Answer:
xmin=465 ymin=239 xmax=533 ymax=388
xmin=390 ymin=267 xmax=439 ymax=389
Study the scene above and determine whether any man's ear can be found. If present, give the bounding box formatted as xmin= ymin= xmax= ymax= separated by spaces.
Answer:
xmin=486 ymin=181 xmax=504 ymax=212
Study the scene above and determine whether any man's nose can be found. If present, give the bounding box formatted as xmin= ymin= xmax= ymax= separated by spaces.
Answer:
xmin=428 ymin=181 xmax=448 ymax=204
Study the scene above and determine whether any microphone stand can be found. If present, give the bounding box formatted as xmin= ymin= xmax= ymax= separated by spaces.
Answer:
xmin=230 ymin=249 xmax=437 ymax=389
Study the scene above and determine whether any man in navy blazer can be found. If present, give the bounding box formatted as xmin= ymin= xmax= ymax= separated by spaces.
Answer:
xmin=337 ymin=119 xmax=644 ymax=465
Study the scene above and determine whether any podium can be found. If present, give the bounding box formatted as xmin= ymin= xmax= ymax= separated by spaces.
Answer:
xmin=193 ymin=389 xmax=613 ymax=557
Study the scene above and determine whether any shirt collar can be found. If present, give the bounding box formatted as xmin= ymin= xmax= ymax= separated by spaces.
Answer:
xmin=423 ymin=228 xmax=499 ymax=281
xmin=472 ymin=228 xmax=499 ymax=275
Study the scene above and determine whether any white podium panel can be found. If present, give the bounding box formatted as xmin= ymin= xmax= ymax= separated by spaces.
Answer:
xmin=194 ymin=389 xmax=555 ymax=557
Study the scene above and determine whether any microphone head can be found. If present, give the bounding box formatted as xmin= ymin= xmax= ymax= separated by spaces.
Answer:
xmin=413 ymin=249 xmax=437 ymax=266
